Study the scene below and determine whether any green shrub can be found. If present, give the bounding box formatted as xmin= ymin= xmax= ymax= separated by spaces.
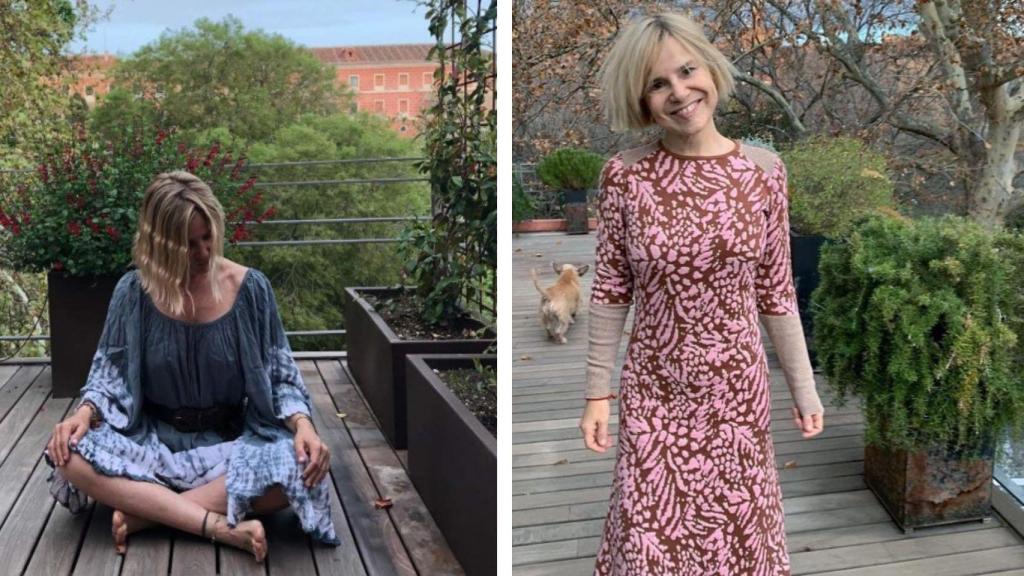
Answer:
xmin=812 ymin=213 xmax=1024 ymax=456
xmin=512 ymin=175 xmax=535 ymax=222
xmin=782 ymin=136 xmax=896 ymax=238
xmin=536 ymin=148 xmax=604 ymax=191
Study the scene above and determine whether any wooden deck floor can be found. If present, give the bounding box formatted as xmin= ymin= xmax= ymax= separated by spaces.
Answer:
xmin=511 ymin=232 xmax=1024 ymax=575
xmin=0 ymin=359 xmax=464 ymax=576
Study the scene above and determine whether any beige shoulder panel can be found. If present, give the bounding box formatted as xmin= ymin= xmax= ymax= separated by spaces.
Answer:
xmin=620 ymin=142 xmax=660 ymax=168
xmin=738 ymin=142 xmax=779 ymax=176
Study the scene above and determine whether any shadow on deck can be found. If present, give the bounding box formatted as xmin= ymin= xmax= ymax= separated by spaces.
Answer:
xmin=0 ymin=358 xmax=463 ymax=575
xmin=511 ymin=232 xmax=1024 ymax=575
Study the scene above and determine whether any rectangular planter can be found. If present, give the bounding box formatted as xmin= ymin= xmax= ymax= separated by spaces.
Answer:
xmin=864 ymin=442 xmax=994 ymax=532
xmin=344 ymin=287 xmax=495 ymax=449
xmin=405 ymin=354 xmax=496 ymax=576
xmin=48 ymin=272 xmax=120 ymax=398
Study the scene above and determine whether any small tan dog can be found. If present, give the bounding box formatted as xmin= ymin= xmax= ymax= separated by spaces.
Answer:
xmin=532 ymin=262 xmax=589 ymax=344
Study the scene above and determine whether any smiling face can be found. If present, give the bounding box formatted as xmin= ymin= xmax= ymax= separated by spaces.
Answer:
xmin=187 ymin=213 xmax=213 ymax=275
xmin=643 ymin=36 xmax=719 ymax=144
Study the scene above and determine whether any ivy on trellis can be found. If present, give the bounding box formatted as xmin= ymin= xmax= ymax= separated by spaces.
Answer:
xmin=401 ymin=0 xmax=497 ymax=328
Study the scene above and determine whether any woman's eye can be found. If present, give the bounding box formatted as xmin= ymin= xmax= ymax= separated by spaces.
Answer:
xmin=649 ymin=80 xmax=665 ymax=91
xmin=681 ymin=66 xmax=694 ymax=76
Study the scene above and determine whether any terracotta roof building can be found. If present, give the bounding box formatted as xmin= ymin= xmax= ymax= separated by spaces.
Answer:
xmin=310 ymin=44 xmax=440 ymax=137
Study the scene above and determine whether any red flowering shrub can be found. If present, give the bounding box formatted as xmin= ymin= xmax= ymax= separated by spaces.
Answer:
xmin=0 ymin=126 xmax=275 ymax=276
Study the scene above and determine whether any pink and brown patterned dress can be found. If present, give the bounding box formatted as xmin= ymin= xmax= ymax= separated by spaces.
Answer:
xmin=591 ymin=139 xmax=795 ymax=575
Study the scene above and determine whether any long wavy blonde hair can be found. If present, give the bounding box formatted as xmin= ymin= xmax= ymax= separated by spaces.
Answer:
xmin=133 ymin=171 xmax=225 ymax=317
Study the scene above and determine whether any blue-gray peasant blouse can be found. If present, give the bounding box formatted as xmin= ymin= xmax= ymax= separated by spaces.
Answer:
xmin=45 ymin=268 xmax=339 ymax=545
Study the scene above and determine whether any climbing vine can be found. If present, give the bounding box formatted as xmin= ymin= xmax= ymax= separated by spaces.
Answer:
xmin=401 ymin=0 xmax=497 ymax=328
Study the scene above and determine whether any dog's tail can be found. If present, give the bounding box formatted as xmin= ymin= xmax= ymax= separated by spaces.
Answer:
xmin=531 ymin=268 xmax=548 ymax=298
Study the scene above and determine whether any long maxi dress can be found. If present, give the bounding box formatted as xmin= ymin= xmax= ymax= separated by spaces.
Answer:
xmin=44 ymin=268 xmax=339 ymax=545
xmin=591 ymin=139 xmax=795 ymax=575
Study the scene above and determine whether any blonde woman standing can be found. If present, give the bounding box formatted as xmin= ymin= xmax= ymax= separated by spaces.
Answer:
xmin=578 ymin=13 xmax=825 ymax=575
xmin=45 ymin=171 xmax=338 ymax=560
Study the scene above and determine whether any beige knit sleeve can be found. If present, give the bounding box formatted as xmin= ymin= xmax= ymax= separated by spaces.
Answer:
xmin=760 ymin=314 xmax=825 ymax=417
xmin=585 ymin=303 xmax=630 ymax=399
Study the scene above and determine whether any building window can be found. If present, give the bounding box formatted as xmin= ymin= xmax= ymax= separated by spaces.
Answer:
xmin=374 ymin=100 xmax=385 ymax=113
xmin=398 ymin=99 xmax=409 ymax=114
xmin=398 ymin=73 xmax=409 ymax=89
xmin=349 ymin=75 xmax=359 ymax=90
xmin=374 ymin=74 xmax=385 ymax=90
xmin=423 ymin=71 xmax=433 ymax=88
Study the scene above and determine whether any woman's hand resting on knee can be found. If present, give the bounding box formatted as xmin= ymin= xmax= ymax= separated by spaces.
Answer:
xmin=580 ymin=399 xmax=613 ymax=453
xmin=288 ymin=414 xmax=330 ymax=488
xmin=48 ymin=404 xmax=94 ymax=467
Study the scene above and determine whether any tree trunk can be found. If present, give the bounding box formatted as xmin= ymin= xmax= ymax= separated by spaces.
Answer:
xmin=968 ymin=87 xmax=1022 ymax=229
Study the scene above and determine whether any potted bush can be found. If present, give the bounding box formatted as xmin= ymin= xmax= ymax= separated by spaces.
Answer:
xmin=536 ymin=148 xmax=603 ymax=235
xmin=811 ymin=213 xmax=1024 ymax=531
xmin=0 ymin=125 xmax=270 ymax=396
xmin=344 ymin=11 xmax=496 ymax=451
xmin=781 ymin=136 xmax=895 ymax=362
xmin=405 ymin=353 xmax=495 ymax=576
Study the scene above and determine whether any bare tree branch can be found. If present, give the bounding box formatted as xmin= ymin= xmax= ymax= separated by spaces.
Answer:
xmin=734 ymin=71 xmax=807 ymax=134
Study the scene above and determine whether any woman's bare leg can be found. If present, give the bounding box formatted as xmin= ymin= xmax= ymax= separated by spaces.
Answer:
xmin=59 ymin=454 xmax=267 ymax=561
xmin=111 ymin=476 xmax=288 ymax=552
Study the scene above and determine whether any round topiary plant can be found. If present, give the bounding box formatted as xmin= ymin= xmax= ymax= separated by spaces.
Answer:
xmin=536 ymin=148 xmax=604 ymax=192
xmin=782 ymin=136 xmax=896 ymax=238
xmin=811 ymin=212 xmax=1024 ymax=457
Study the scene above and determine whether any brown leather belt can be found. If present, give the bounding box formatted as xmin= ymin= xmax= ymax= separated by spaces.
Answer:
xmin=145 ymin=402 xmax=244 ymax=439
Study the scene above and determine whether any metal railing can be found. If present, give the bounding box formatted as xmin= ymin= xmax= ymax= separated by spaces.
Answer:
xmin=0 ymin=157 xmax=432 ymax=356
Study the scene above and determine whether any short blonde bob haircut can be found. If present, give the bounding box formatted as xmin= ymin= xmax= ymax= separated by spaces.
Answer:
xmin=600 ymin=12 xmax=739 ymax=132
xmin=133 ymin=171 xmax=226 ymax=317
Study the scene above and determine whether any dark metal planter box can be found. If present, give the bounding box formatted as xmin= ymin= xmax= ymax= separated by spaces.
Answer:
xmin=864 ymin=442 xmax=995 ymax=533
xmin=344 ymin=287 xmax=495 ymax=449
xmin=562 ymin=189 xmax=589 ymax=235
xmin=405 ymin=354 xmax=496 ymax=576
xmin=790 ymin=232 xmax=827 ymax=367
xmin=48 ymin=272 xmax=121 ymax=398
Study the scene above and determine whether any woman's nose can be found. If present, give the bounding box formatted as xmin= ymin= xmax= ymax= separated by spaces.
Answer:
xmin=669 ymin=79 xmax=688 ymax=102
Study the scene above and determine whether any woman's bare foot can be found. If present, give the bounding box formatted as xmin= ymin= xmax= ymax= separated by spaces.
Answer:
xmin=112 ymin=509 xmax=157 ymax=554
xmin=111 ymin=510 xmax=128 ymax=554
xmin=208 ymin=513 xmax=267 ymax=562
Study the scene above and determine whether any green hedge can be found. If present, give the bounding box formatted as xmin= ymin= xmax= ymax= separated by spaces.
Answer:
xmin=812 ymin=213 xmax=1024 ymax=456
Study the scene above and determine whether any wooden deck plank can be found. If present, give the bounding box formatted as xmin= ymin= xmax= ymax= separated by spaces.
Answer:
xmin=72 ymin=504 xmax=123 ymax=576
xmin=0 ymin=454 xmax=61 ymax=575
xmin=511 ymin=233 xmax=1024 ymax=575
xmin=301 ymin=361 xmax=417 ymax=576
xmin=0 ymin=372 xmax=72 ymax=527
xmin=25 ymin=501 xmax=95 ymax=576
xmin=265 ymin=510 xmax=317 ymax=576
xmin=121 ymin=529 xmax=173 ymax=576
xmin=170 ymin=535 xmax=216 ymax=576
xmin=310 ymin=468 xmax=369 ymax=576
xmin=0 ymin=368 xmax=55 ymax=473
xmin=0 ymin=364 xmax=19 ymax=390
xmin=0 ymin=365 xmax=44 ymax=446
xmin=316 ymin=360 xmax=465 ymax=575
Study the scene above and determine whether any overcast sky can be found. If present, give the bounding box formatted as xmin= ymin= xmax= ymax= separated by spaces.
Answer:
xmin=68 ymin=0 xmax=434 ymax=56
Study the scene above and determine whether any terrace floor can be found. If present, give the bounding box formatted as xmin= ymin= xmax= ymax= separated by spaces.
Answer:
xmin=0 ymin=358 xmax=464 ymax=575
xmin=511 ymin=232 xmax=1024 ymax=575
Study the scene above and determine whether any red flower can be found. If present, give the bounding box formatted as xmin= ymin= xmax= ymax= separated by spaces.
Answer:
xmin=68 ymin=221 xmax=82 ymax=236
xmin=237 ymin=177 xmax=256 ymax=196
xmin=204 ymin=143 xmax=220 ymax=167
xmin=106 ymin=226 xmax=120 ymax=240
xmin=53 ymin=260 xmax=64 ymax=271
xmin=37 ymin=164 xmax=49 ymax=184
xmin=259 ymin=206 xmax=277 ymax=221
xmin=156 ymin=130 xmax=167 ymax=145
xmin=177 ymin=142 xmax=188 ymax=154
xmin=231 ymin=227 xmax=250 ymax=242
xmin=85 ymin=217 xmax=100 ymax=234
xmin=186 ymin=156 xmax=199 ymax=172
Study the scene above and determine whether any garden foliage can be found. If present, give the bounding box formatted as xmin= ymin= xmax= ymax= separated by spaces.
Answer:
xmin=536 ymin=148 xmax=604 ymax=192
xmin=781 ymin=136 xmax=895 ymax=238
xmin=401 ymin=0 xmax=497 ymax=328
xmin=812 ymin=213 xmax=1024 ymax=456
